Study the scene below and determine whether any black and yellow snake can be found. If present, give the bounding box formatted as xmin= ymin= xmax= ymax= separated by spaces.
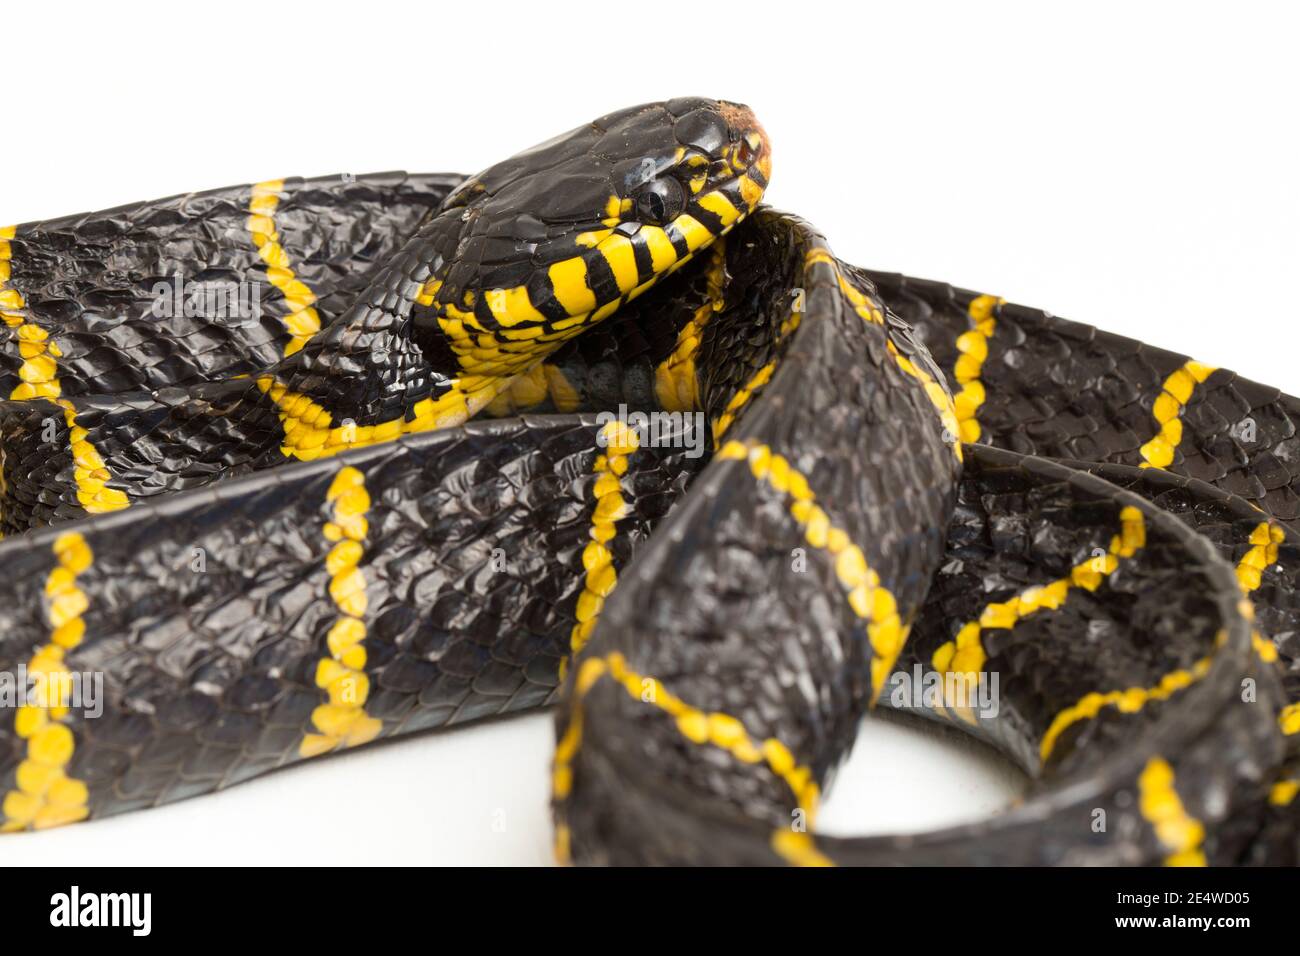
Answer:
xmin=0 ymin=98 xmax=1295 ymax=864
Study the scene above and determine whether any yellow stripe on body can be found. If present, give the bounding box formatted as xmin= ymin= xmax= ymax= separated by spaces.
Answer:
xmin=55 ymin=401 xmax=131 ymax=513
xmin=1040 ymin=520 xmax=1287 ymax=761
xmin=300 ymin=467 xmax=382 ymax=756
xmin=1237 ymin=521 xmax=1285 ymax=595
xmin=932 ymin=506 xmax=1148 ymax=724
xmin=247 ymin=180 xmax=321 ymax=356
xmin=654 ymin=241 xmax=726 ymax=412
xmin=256 ymin=374 xmax=503 ymax=461
xmin=1 ymin=226 xmax=43 ymax=393
xmin=552 ymin=653 xmax=831 ymax=867
xmin=559 ymin=422 xmax=640 ymax=683
xmin=1040 ymin=648 xmax=1216 ymax=763
xmin=713 ymin=363 xmax=774 ymax=442
xmin=716 ymin=440 xmax=907 ymax=701
xmin=1139 ymin=360 xmax=1216 ymax=469
xmin=1279 ymin=702 xmax=1300 ymax=737
xmin=711 ymin=309 xmax=802 ymax=444
xmin=811 ymin=251 xmax=961 ymax=461
xmin=1 ymin=533 xmax=95 ymax=831
xmin=1243 ymin=490 xmax=1292 ymax=757
xmin=953 ymin=294 xmax=1001 ymax=443
xmin=1 ymin=225 xmax=129 ymax=515
xmin=7 ymin=314 xmax=61 ymax=400
xmin=1138 ymin=756 xmax=1207 ymax=866
xmin=1271 ymin=777 xmax=1298 ymax=806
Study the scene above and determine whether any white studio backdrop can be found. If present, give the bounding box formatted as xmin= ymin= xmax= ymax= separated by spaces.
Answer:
xmin=0 ymin=0 xmax=1295 ymax=864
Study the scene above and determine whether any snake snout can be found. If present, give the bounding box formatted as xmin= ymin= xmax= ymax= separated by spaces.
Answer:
xmin=718 ymin=100 xmax=773 ymax=183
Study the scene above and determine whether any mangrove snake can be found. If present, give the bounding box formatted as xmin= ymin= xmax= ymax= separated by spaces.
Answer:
xmin=0 ymin=98 xmax=1295 ymax=866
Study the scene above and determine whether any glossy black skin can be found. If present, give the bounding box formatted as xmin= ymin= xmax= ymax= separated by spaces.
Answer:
xmin=0 ymin=101 xmax=1294 ymax=863
xmin=0 ymin=99 xmax=767 ymax=532
xmin=0 ymin=172 xmax=458 ymax=398
xmin=0 ymin=415 xmax=700 ymax=817
xmin=557 ymin=222 xmax=1289 ymax=866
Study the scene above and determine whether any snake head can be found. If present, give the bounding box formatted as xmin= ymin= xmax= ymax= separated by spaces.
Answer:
xmin=421 ymin=98 xmax=771 ymax=376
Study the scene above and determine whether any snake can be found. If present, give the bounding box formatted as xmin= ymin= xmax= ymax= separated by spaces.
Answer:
xmin=0 ymin=98 xmax=1295 ymax=865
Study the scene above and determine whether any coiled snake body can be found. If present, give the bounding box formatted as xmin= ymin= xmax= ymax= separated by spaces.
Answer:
xmin=0 ymin=99 xmax=1295 ymax=865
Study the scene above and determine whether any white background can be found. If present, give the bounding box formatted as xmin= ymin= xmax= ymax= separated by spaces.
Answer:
xmin=2 ymin=0 xmax=1296 ymax=864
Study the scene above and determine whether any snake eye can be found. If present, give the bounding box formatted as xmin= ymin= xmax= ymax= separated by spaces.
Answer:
xmin=734 ymin=139 xmax=756 ymax=168
xmin=632 ymin=176 xmax=686 ymax=224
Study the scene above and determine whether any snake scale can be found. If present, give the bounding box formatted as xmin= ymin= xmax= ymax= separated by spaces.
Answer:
xmin=0 ymin=98 xmax=1295 ymax=865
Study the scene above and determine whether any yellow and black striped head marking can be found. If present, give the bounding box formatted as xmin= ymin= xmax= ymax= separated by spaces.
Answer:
xmin=417 ymin=98 xmax=771 ymax=378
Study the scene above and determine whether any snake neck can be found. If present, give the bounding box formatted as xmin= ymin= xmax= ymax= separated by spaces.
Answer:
xmin=267 ymin=212 xmax=494 ymax=427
